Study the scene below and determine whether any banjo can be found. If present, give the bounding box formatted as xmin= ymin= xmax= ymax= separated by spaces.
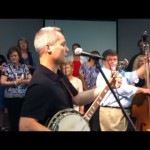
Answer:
xmin=45 ymin=74 xmax=117 ymax=131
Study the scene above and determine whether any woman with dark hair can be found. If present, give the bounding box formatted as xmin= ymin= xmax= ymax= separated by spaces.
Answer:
xmin=1 ymin=46 xmax=32 ymax=131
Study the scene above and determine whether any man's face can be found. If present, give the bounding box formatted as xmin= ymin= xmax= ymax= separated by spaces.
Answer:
xmin=103 ymin=55 xmax=118 ymax=70
xmin=50 ymin=32 xmax=69 ymax=64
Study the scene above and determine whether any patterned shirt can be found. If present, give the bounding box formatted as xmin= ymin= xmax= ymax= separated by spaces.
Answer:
xmin=1 ymin=63 xmax=30 ymax=98
xmin=80 ymin=62 xmax=99 ymax=89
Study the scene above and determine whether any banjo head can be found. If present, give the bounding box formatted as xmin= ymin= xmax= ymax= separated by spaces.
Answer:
xmin=46 ymin=108 xmax=90 ymax=131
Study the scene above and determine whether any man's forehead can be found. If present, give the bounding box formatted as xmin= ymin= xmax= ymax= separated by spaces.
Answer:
xmin=106 ymin=55 xmax=117 ymax=58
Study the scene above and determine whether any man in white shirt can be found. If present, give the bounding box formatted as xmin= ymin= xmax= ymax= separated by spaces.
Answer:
xmin=96 ymin=49 xmax=150 ymax=131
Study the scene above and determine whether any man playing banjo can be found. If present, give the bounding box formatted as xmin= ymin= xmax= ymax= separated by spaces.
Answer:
xmin=19 ymin=27 xmax=143 ymax=131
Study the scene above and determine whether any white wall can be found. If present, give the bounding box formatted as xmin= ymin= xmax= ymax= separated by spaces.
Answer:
xmin=118 ymin=19 xmax=150 ymax=61
xmin=45 ymin=19 xmax=117 ymax=56
xmin=0 ymin=19 xmax=43 ymax=66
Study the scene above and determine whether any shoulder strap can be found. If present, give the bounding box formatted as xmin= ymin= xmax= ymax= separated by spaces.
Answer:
xmin=60 ymin=78 xmax=73 ymax=98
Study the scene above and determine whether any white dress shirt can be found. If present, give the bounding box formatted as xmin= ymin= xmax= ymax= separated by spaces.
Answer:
xmin=96 ymin=67 xmax=139 ymax=108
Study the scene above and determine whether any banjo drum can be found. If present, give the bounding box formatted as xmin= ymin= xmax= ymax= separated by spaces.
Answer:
xmin=46 ymin=108 xmax=90 ymax=131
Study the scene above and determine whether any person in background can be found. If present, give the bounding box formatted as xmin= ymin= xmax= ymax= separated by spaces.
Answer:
xmin=126 ymin=38 xmax=145 ymax=71
xmin=60 ymin=60 xmax=84 ymax=115
xmin=1 ymin=46 xmax=32 ymax=131
xmin=80 ymin=50 xmax=101 ymax=131
xmin=132 ymin=55 xmax=146 ymax=87
xmin=19 ymin=27 xmax=122 ymax=131
xmin=96 ymin=49 xmax=150 ymax=131
xmin=0 ymin=54 xmax=7 ymax=71
xmin=0 ymin=53 xmax=7 ymax=131
xmin=67 ymin=43 xmax=87 ymax=77
xmin=130 ymin=55 xmax=147 ymax=127
xmin=17 ymin=37 xmax=36 ymax=75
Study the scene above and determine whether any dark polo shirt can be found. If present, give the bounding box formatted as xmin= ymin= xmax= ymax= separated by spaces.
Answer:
xmin=20 ymin=64 xmax=78 ymax=125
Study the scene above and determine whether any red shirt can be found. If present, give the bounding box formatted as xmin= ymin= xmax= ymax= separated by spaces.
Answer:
xmin=72 ymin=60 xmax=81 ymax=77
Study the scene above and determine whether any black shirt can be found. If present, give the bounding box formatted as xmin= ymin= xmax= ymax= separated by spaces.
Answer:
xmin=20 ymin=52 xmax=35 ymax=75
xmin=20 ymin=64 xmax=78 ymax=125
xmin=0 ymin=54 xmax=7 ymax=75
xmin=0 ymin=54 xmax=7 ymax=66
xmin=126 ymin=52 xmax=143 ymax=71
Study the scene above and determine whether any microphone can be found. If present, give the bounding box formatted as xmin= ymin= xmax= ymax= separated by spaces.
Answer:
xmin=75 ymin=48 xmax=105 ymax=60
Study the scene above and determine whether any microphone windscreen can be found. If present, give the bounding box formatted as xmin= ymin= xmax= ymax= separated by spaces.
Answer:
xmin=75 ymin=48 xmax=83 ymax=55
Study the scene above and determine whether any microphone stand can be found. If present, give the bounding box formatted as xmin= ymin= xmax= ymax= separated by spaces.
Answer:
xmin=94 ymin=59 xmax=137 ymax=131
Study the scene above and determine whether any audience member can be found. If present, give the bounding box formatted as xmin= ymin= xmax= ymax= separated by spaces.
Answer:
xmin=17 ymin=37 xmax=36 ymax=75
xmin=67 ymin=43 xmax=87 ymax=77
xmin=132 ymin=55 xmax=146 ymax=87
xmin=1 ymin=46 xmax=32 ymax=131
xmin=127 ymin=38 xmax=145 ymax=71
xmin=60 ymin=60 xmax=84 ymax=115
xmin=0 ymin=53 xmax=7 ymax=131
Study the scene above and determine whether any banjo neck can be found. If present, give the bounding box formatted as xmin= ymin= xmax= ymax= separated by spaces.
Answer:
xmin=83 ymin=73 xmax=116 ymax=122
xmin=83 ymin=84 xmax=110 ymax=122
xmin=82 ymin=59 xmax=128 ymax=122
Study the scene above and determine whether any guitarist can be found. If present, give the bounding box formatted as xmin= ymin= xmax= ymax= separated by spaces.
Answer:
xmin=96 ymin=49 xmax=150 ymax=131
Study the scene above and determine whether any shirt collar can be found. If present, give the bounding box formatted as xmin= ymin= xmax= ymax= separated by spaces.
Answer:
xmin=10 ymin=63 xmax=22 ymax=69
xmin=38 ymin=64 xmax=64 ymax=81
